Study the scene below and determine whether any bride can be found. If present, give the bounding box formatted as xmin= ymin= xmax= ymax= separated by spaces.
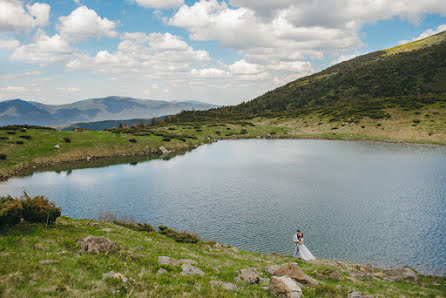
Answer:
xmin=296 ymin=232 xmax=316 ymax=260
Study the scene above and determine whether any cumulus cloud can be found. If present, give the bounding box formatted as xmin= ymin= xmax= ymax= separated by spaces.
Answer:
xmin=399 ymin=24 xmax=446 ymax=44
xmin=58 ymin=5 xmax=117 ymax=41
xmin=131 ymin=0 xmax=184 ymax=9
xmin=11 ymin=30 xmax=73 ymax=64
xmin=0 ymin=0 xmax=50 ymax=32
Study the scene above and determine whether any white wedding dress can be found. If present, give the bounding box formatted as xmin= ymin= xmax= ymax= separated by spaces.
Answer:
xmin=297 ymin=242 xmax=316 ymax=260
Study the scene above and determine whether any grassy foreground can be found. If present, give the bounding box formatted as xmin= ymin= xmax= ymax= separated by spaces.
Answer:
xmin=1 ymin=105 xmax=445 ymax=180
xmin=0 ymin=217 xmax=445 ymax=297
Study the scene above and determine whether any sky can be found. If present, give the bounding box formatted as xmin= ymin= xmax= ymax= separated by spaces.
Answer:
xmin=0 ymin=0 xmax=445 ymax=105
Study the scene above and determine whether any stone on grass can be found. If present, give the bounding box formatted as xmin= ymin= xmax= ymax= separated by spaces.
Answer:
xmin=236 ymin=268 xmax=260 ymax=284
xmin=210 ymin=280 xmax=239 ymax=291
xmin=181 ymin=264 xmax=204 ymax=276
xmin=270 ymin=276 xmax=302 ymax=298
xmin=102 ymin=271 xmax=128 ymax=283
xmin=386 ymin=266 xmax=418 ymax=282
xmin=274 ymin=263 xmax=319 ymax=285
xmin=78 ymin=236 xmax=118 ymax=254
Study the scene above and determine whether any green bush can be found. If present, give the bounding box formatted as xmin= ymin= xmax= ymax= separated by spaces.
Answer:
xmin=0 ymin=196 xmax=23 ymax=227
xmin=21 ymin=192 xmax=61 ymax=224
xmin=158 ymin=225 xmax=200 ymax=243
xmin=0 ymin=154 xmax=6 ymax=160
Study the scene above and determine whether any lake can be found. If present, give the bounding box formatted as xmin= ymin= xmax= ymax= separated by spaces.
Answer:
xmin=1 ymin=139 xmax=445 ymax=276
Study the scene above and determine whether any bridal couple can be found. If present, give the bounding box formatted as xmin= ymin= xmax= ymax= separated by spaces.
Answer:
xmin=293 ymin=229 xmax=316 ymax=260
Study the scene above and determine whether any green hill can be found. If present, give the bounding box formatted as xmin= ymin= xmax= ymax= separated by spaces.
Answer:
xmin=170 ymin=31 xmax=446 ymax=120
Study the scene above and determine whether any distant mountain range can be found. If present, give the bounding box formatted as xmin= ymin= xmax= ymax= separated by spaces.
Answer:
xmin=0 ymin=96 xmax=216 ymax=127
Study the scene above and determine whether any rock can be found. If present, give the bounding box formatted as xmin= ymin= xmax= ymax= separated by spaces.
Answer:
xmin=264 ymin=265 xmax=281 ymax=275
xmin=102 ymin=271 xmax=128 ymax=283
xmin=329 ymin=270 xmax=344 ymax=281
xmin=236 ymin=268 xmax=260 ymax=284
xmin=386 ymin=266 xmax=418 ymax=282
xmin=274 ymin=263 xmax=319 ymax=285
xmin=360 ymin=264 xmax=373 ymax=272
xmin=86 ymin=222 xmax=100 ymax=227
xmin=98 ymin=228 xmax=113 ymax=232
xmin=78 ymin=236 xmax=118 ymax=254
xmin=134 ymin=246 xmax=143 ymax=251
xmin=210 ymin=280 xmax=239 ymax=291
xmin=348 ymin=291 xmax=373 ymax=298
xmin=54 ymin=144 xmax=60 ymax=149
xmin=156 ymin=268 xmax=168 ymax=275
xmin=181 ymin=264 xmax=204 ymax=276
xmin=39 ymin=259 xmax=58 ymax=264
xmin=270 ymin=276 xmax=303 ymax=298
xmin=159 ymin=146 xmax=170 ymax=155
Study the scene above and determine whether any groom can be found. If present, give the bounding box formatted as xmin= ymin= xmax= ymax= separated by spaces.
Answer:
xmin=293 ymin=229 xmax=301 ymax=258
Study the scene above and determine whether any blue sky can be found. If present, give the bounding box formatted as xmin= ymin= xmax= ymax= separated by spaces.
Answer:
xmin=0 ymin=0 xmax=445 ymax=105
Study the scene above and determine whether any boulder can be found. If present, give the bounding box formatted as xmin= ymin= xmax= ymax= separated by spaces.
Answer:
xmin=181 ymin=264 xmax=204 ymax=276
xmin=270 ymin=276 xmax=302 ymax=298
xmin=264 ymin=265 xmax=281 ymax=275
xmin=78 ymin=236 xmax=117 ymax=254
xmin=236 ymin=268 xmax=260 ymax=284
xmin=210 ymin=280 xmax=239 ymax=291
xmin=386 ymin=266 xmax=418 ymax=282
xmin=102 ymin=271 xmax=128 ymax=283
xmin=274 ymin=263 xmax=319 ymax=285
xmin=329 ymin=270 xmax=344 ymax=281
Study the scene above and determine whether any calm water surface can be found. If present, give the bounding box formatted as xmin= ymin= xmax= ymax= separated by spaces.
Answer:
xmin=1 ymin=139 xmax=445 ymax=276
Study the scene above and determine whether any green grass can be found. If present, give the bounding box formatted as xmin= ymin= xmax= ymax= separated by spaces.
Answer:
xmin=0 ymin=217 xmax=445 ymax=297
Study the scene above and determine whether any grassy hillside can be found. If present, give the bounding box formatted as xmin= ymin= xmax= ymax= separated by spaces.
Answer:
xmin=1 ymin=217 xmax=445 ymax=297
xmin=169 ymin=31 xmax=446 ymax=135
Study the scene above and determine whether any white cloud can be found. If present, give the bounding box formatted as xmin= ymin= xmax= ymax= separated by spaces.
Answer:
xmin=58 ymin=5 xmax=117 ymax=41
xmin=11 ymin=30 xmax=73 ymax=64
xmin=399 ymin=24 xmax=446 ymax=44
xmin=0 ymin=38 xmax=19 ymax=49
xmin=0 ymin=0 xmax=50 ymax=32
xmin=131 ymin=0 xmax=184 ymax=9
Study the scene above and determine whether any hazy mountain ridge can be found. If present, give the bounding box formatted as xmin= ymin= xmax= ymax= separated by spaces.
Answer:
xmin=0 ymin=96 xmax=216 ymax=126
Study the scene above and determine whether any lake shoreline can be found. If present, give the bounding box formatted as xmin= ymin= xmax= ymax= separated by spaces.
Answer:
xmin=1 ymin=133 xmax=444 ymax=182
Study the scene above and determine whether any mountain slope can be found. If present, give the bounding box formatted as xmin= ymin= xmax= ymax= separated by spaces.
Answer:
xmin=171 ymin=31 xmax=446 ymax=122
xmin=0 ymin=96 xmax=216 ymax=126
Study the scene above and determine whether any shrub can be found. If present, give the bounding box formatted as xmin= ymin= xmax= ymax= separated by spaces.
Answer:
xmin=158 ymin=225 xmax=200 ymax=243
xmin=63 ymin=137 xmax=71 ymax=143
xmin=16 ymin=140 xmax=24 ymax=145
xmin=114 ymin=220 xmax=155 ymax=233
xmin=21 ymin=192 xmax=61 ymax=224
xmin=0 ymin=154 xmax=6 ymax=160
xmin=129 ymin=138 xmax=137 ymax=143
xmin=19 ymin=135 xmax=31 ymax=140
xmin=0 ymin=196 xmax=23 ymax=227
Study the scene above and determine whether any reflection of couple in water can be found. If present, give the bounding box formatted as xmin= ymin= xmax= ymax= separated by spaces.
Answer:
xmin=293 ymin=229 xmax=316 ymax=260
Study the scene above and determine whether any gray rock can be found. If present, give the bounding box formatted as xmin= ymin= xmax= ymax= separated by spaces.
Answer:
xmin=78 ymin=236 xmax=117 ymax=254
xmin=210 ymin=280 xmax=239 ymax=291
xmin=102 ymin=271 xmax=128 ymax=283
xmin=274 ymin=263 xmax=319 ymax=285
xmin=156 ymin=268 xmax=168 ymax=275
xmin=386 ymin=266 xmax=418 ymax=282
xmin=265 ymin=265 xmax=281 ymax=275
xmin=236 ymin=268 xmax=260 ymax=284
xmin=181 ymin=264 xmax=204 ymax=276
xmin=270 ymin=276 xmax=302 ymax=298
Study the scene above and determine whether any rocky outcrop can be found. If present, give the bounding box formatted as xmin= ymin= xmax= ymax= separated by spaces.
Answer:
xmin=236 ymin=268 xmax=260 ymax=284
xmin=181 ymin=264 xmax=204 ymax=276
xmin=210 ymin=280 xmax=240 ymax=291
xmin=386 ymin=266 xmax=418 ymax=282
xmin=270 ymin=276 xmax=303 ymax=298
xmin=274 ymin=263 xmax=319 ymax=285
xmin=78 ymin=236 xmax=117 ymax=254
